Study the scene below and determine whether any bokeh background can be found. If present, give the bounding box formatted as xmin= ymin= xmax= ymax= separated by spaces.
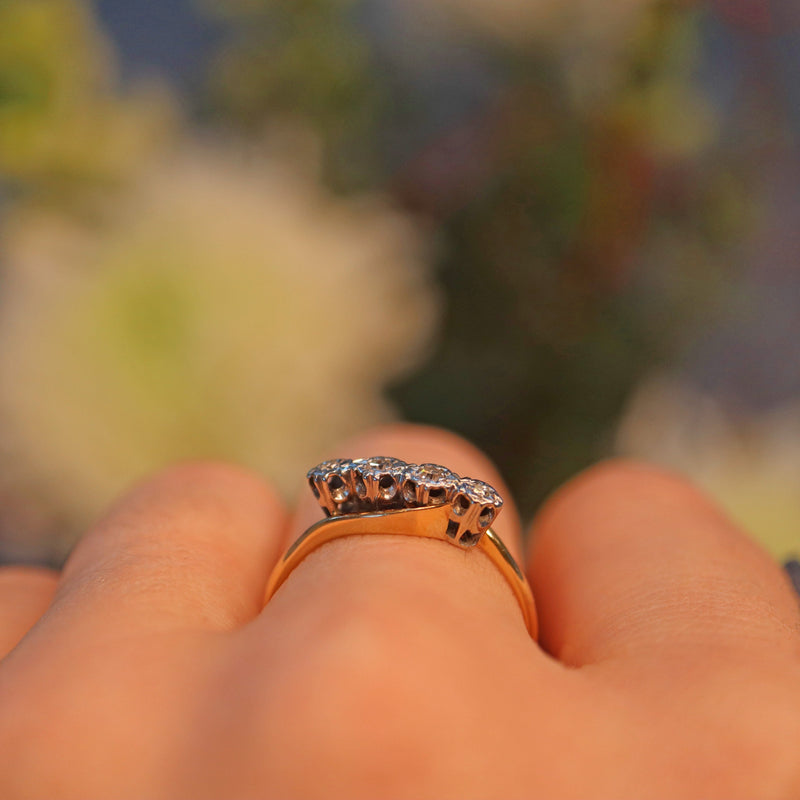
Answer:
xmin=0 ymin=0 xmax=799 ymax=569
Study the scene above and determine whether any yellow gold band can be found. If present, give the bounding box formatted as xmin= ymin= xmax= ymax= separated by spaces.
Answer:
xmin=264 ymin=504 xmax=538 ymax=639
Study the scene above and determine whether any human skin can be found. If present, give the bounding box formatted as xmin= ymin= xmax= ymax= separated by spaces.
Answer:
xmin=0 ymin=424 xmax=798 ymax=799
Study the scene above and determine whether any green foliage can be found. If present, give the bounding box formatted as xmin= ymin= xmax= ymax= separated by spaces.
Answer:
xmin=0 ymin=0 xmax=172 ymax=206
xmin=201 ymin=0 xmax=382 ymax=187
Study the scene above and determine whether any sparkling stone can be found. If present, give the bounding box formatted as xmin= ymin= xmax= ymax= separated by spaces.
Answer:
xmin=352 ymin=456 xmax=408 ymax=479
xmin=408 ymin=463 xmax=458 ymax=486
xmin=402 ymin=462 xmax=458 ymax=507
xmin=447 ymin=477 xmax=504 ymax=547
xmin=459 ymin=477 xmax=503 ymax=510
xmin=306 ymin=458 xmax=503 ymax=537
xmin=306 ymin=459 xmax=361 ymax=514
xmin=307 ymin=458 xmax=355 ymax=480
xmin=345 ymin=456 xmax=408 ymax=507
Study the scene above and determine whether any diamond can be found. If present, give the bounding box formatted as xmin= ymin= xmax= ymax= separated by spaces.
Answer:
xmin=307 ymin=458 xmax=354 ymax=480
xmin=350 ymin=456 xmax=408 ymax=509
xmin=352 ymin=456 xmax=408 ymax=479
xmin=307 ymin=458 xmax=359 ymax=516
xmin=459 ymin=477 xmax=503 ymax=510
xmin=402 ymin=462 xmax=458 ymax=507
xmin=447 ymin=477 xmax=503 ymax=548
xmin=411 ymin=463 xmax=457 ymax=485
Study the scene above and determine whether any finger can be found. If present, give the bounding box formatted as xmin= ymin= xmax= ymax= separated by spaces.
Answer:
xmin=0 ymin=567 xmax=58 ymax=659
xmin=30 ymin=462 xmax=287 ymax=638
xmin=262 ymin=423 xmax=533 ymax=641
xmin=528 ymin=460 xmax=800 ymax=667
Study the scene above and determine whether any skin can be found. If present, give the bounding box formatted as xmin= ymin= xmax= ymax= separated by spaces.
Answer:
xmin=0 ymin=423 xmax=798 ymax=799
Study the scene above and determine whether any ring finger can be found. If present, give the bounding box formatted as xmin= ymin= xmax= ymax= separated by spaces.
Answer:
xmin=258 ymin=423 xmax=539 ymax=652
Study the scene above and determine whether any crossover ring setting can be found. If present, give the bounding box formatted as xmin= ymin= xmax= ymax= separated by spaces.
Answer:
xmin=264 ymin=456 xmax=537 ymax=638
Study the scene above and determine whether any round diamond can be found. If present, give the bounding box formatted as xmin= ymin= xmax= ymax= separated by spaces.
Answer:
xmin=350 ymin=456 xmax=408 ymax=505
xmin=403 ymin=462 xmax=458 ymax=507
xmin=409 ymin=463 xmax=458 ymax=487
xmin=306 ymin=458 xmax=360 ymax=512
xmin=446 ymin=477 xmax=503 ymax=547
xmin=307 ymin=458 xmax=354 ymax=480
xmin=352 ymin=456 xmax=408 ymax=479
xmin=459 ymin=477 xmax=503 ymax=510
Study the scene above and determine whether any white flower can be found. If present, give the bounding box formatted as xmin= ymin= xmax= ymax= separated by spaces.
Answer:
xmin=0 ymin=142 xmax=438 ymax=554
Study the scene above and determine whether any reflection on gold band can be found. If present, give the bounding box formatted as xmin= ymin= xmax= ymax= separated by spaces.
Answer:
xmin=264 ymin=504 xmax=538 ymax=639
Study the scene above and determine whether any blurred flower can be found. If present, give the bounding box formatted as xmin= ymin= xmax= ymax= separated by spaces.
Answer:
xmin=616 ymin=373 xmax=800 ymax=560
xmin=0 ymin=142 xmax=438 ymax=557
xmin=0 ymin=0 xmax=172 ymax=195
xmin=413 ymin=0 xmax=715 ymax=145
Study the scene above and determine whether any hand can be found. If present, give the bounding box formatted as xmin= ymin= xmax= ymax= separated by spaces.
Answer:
xmin=0 ymin=424 xmax=798 ymax=799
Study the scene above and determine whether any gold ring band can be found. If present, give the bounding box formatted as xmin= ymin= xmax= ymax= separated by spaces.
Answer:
xmin=264 ymin=504 xmax=538 ymax=639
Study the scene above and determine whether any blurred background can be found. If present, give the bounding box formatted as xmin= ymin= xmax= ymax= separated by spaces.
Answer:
xmin=0 ymin=0 xmax=798 ymax=568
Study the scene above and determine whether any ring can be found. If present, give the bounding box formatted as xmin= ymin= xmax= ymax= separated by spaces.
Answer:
xmin=264 ymin=457 xmax=538 ymax=638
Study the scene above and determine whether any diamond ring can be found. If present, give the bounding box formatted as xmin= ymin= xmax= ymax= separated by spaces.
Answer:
xmin=264 ymin=457 xmax=537 ymax=638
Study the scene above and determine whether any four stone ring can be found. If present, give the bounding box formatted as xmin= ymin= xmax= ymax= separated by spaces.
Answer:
xmin=264 ymin=457 xmax=538 ymax=638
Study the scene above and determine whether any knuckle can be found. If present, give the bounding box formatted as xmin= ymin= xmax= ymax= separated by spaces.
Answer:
xmin=281 ymin=603 xmax=443 ymax=717
xmin=261 ymin=601 xmax=460 ymax=787
xmin=653 ymin=665 xmax=800 ymax=797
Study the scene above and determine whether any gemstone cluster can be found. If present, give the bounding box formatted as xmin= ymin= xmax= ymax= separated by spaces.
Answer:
xmin=307 ymin=456 xmax=503 ymax=547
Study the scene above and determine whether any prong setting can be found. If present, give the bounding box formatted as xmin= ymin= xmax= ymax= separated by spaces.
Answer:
xmin=351 ymin=456 xmax=408 ymax=510
xmin=445 ymin=478 xmax=503 ymax=547
xmin=306 ymin=457 xmax=503 ymax=547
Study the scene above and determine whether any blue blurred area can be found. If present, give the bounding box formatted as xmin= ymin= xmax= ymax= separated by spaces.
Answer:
xmin=359 ymin=0 xmax=502 ymax=166
xmin=774 ymin=30 xmax=800 ymax=138
xmin=699 ymin=4 xmax=800 ymax=144
xmin=687 ymin=4 xmax=800 ymax=412
xmin=95 ymin=0 xmax=502 ymax=166
xmin=94 ymin=0 xmax=221 ymax=94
